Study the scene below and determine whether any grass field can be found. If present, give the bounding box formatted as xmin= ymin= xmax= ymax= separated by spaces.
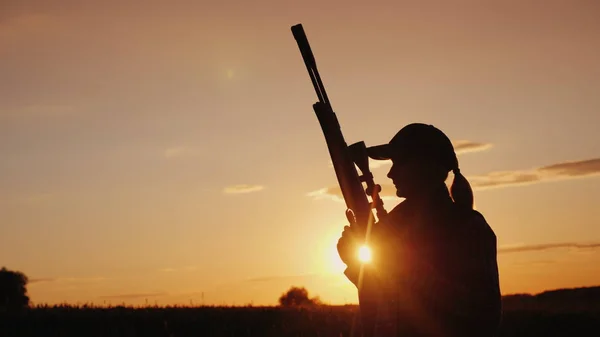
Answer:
xmin=1 ymin=302 xmax=599 ymax=337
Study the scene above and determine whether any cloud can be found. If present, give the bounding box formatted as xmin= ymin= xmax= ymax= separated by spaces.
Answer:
xmin=470 ymin=158 xmax=600 ymax=190
xmin=452 ymin=140 xmax=493 ymax=154
xmin=57 ymin=277 xmax=107 ymax=282
xmin=511 ymin=260 xmax=557 ymax=266
xmin=29 ymin=278 xmax=56 ymax=284
xmin=539 ymin=158 xmax=600 ymax=177
xmin=307 ymin=185 xmax=398 ymax=203
xmin=498 ymin=242 xmax=600 ymax=254
xmin=469 ymin=171 xmax=541 ymax=189
xmin=158 ymin=268 xmax=176 ymax=273
xmin=223 ymin=184 xmax=265 ymax=194
xmin=99 ymin=292 xmax=167 ymax=300
xmin=308 ymin=157 xmax=600 ymax=201
xmin=306 ymin=187 xmax=341 ymax=202
xmin=328 ymin=159 xmax=391 ymax=170
xmin=324 ymin=139 xmax=491 ymax=170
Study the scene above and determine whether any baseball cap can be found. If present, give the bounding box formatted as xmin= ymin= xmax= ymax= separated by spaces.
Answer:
xmin=367 ymin=123 xmax=458 ymax=172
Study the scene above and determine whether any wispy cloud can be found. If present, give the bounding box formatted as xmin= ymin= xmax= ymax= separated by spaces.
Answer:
xmin=324 ymin=140 xmax=491 ymax=170
xmin=309 ymin=157 xmax=600 ymax=200
xmin=99 ymin=292 xmax=167 ymax=300
xmin=498 ymin=242 xmax=600 ymax=254
xmin=470 ymin=171 xmax=541 ymax=189
xmin=57 ymin=277 xmax=107 ymax=282
xmin=158 ymin=268 xmax=177 ymax=273
xmin=539 ymin=159 xmax=600 ymax=177
xmin=29 ymin=278 xmax=56 ymax=284
xmin=511 ymin=260 xmax=557 ymax=266
xmin=306 ymin=185 xmax=398 ymax=203
xmin=452 ymin=140 xmax=493 ymax=154
xmin=306 ymin=187 xmax=340 ymax=202
xmin=471 ymin=158 xmax=600 ymax=190
xmin=223 ymin=184 xmax=265 ymax=195
xmin=328 ymin=159 xmax=392 ymax=170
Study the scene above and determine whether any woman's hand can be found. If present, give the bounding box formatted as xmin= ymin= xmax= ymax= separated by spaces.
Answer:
xmin=337 ymin=225 xmax=360 ymax=266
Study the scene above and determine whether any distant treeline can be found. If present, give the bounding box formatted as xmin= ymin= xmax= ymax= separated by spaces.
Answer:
xmin=1 ymin=286 xmax=599 ymax=337
xmin=502 ymin=286 xmax=600 ymax=312
xmin=1 ymin=296 xmax=599 ymax=337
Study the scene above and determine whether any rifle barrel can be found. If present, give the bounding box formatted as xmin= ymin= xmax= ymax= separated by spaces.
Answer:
xmin=291 ymin=24 xmax=330 ymax=106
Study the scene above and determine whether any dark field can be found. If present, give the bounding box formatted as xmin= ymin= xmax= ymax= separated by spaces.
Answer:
xmin=2 ymin=300 xmax=599 ymax=337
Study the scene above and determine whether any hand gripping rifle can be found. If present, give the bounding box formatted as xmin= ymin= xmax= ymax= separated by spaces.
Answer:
xmin=291 ymin=24 xmax=387 ymax=336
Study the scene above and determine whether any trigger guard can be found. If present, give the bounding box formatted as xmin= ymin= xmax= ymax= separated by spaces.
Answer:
xmin=345 ymin=209 xmax=356 ymax=225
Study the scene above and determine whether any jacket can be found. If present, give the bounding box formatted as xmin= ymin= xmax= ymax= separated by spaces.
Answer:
xmin=343 ymin=187 xmax=502 ymax=337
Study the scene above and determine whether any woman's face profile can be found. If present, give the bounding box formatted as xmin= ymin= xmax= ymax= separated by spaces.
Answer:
xmin=388 ymin=157 xmax=445 ymax=198
xmin=387 ymin=158 xmax=419 ymax=198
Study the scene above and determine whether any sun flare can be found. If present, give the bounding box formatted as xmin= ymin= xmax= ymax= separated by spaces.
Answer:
xmin=358 ymin=245 xmax=372 ymax=263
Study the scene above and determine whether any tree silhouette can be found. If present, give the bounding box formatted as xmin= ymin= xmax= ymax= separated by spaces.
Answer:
xmin=278 ymin=286 xmax=321 ymax=307
xmin=0 ymin=267 xmax=30 ymax=311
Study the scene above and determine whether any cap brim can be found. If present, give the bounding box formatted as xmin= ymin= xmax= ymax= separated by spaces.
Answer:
xmin=367 ymin=144 xmax=393 ymax=160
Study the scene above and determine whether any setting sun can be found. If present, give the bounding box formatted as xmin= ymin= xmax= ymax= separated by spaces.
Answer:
xmin=358 ymin=246 xmax=372 ymax=263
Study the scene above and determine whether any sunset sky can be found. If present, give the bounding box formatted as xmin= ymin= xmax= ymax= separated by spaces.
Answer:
xmin=1 ymin=0 xmax=599 ymax=306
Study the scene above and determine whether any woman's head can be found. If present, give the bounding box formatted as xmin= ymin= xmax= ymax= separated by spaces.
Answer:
xmin=368 ymin=123 xmax=474 ymax=208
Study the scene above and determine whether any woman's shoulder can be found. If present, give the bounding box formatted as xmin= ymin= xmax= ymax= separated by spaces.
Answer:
xmin=451 ymin=207 xmax=497 ymax=242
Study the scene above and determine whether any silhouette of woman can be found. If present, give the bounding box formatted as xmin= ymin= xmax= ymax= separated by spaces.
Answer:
xmin=337 ymin=123 xmax=502 ymax=337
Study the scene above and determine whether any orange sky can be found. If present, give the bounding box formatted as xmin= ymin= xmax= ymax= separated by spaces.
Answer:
xmin=1 ymin=0 xmax=599 ymax=306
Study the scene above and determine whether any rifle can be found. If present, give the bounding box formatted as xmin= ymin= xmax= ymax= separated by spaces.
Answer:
xmin=290 ymin=24 xmax=387 ymax=236
xmin=291 ymin=23 xmax=387 ymax=336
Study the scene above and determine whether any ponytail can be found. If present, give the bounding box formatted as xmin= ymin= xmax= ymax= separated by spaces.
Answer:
xmin=450 ymin=168 xmax=474 ymax=209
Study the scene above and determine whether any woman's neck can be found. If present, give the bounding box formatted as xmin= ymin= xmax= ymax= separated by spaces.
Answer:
xmin=406 ymin=183 xmax=452 ymax=208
